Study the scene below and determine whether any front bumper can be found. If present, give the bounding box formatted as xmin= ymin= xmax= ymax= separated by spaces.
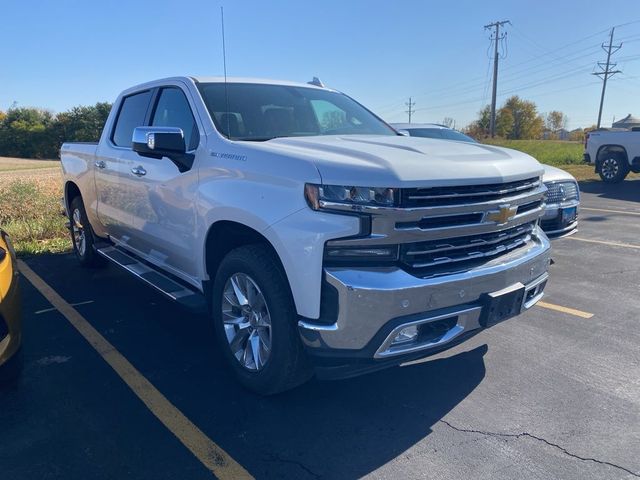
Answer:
xmin=299 ymin=229 xmax=551 ymax=377
xmin=540 ymin=201 xmax=579 ymax=236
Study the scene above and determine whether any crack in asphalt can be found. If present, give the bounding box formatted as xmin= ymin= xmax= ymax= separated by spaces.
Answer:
xmin=439 ymin=419 xmax=640 ymax=478
xmin=263 ymin=453 xmax=321 ymax=479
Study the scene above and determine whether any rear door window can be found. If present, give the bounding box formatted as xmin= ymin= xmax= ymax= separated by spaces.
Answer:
xmin=111 ymin=90 xmax=152 ymax=147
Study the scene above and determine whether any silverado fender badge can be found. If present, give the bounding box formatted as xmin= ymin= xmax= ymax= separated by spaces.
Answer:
xmin=210 ymin=151 xmax=247 ymax=162
xmin=485 ymin=204 xmax=518 ymax=225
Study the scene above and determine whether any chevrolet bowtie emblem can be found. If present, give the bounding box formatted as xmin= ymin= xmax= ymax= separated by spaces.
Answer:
xmin=486 ymin=204 xmax=518 ymax=225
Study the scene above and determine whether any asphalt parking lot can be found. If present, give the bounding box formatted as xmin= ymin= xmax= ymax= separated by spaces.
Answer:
xmin=1 ymin=180 xmax=639 ymax=480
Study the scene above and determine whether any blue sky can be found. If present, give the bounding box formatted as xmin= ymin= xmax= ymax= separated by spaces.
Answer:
xmin=1 ymin=0 xmax=639 ymax=129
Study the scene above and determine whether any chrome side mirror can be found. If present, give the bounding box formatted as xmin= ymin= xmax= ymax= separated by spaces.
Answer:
xmin=132 ymin=126 xmax=186 ymax=158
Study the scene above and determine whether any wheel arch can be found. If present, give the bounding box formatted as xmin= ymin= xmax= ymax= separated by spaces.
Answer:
xmin=596 ymin=144 xmax=629 ymax=166
xmin=203 ymin=220 xmax=294 ymax=306
xmin=64 ymin=180 xmax=82 ymax=215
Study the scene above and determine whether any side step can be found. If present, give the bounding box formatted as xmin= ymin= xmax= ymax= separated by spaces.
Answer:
xmin=96 ymin=246 xmax=207 ymax=312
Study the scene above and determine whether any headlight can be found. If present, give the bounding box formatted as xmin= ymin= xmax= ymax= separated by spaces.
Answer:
xmin=544 ymin=181 xmax=579 ymax=204
xmin=324 ymin=245 xmax=399 ymax=264
xmin=305 ymin=183 xmax=396 ymax=210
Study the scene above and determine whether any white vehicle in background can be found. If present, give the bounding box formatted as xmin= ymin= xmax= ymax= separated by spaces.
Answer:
xmin=583 ymin=128 xmax=640 ymax=183
xmin=391 ymin=123 xmax=580 ymax=236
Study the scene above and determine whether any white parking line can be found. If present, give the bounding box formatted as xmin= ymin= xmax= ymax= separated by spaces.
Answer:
xmin=566 ymin=237 xmax=640 ymax=250
xmin=581 ymin=207 xmax=640 ymax=216
xmin=35 ymin=300 xmax=94 ymax=315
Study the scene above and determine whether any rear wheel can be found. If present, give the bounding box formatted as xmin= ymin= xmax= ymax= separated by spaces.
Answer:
xmin=599 ymin=155 xmax=628 ymax=183
xmin=211 ymin=245 xmax=312 ymax=395
xmin=69 ymin=196 xmax=105 ymax=268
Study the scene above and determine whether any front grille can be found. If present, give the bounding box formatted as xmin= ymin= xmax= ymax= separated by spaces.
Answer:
xmin=401 ymin=177 xmax=540 ymax=207
xmin=400 ymin=221 xmax=536 ymax=276
xmin=544 ymin=181 xmax=578 ymax=204
xmin=396 ymin=213 xmax=484 ymax=230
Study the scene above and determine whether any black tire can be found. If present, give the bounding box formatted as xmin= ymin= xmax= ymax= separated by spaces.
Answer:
xmin=211 ymin=244 xmax=312 ymax=395
xmin=69 ymin=196 xmax=106 ymax=268
xmin=598 ymin=154 xmax=628 ymax=183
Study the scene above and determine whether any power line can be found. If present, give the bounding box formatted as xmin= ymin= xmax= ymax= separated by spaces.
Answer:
xmin=485 ymin=20 xmax=511 ymax=137
xmin=592 ymin=28 xmax=622 ymax=128
xmin=405 ymin=97 xmax=416 ymax=123
xmin=374 ymin=29 xmax=610 ymax=114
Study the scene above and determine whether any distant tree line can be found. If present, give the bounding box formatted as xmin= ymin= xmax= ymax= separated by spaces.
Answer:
xmin=0 ymin=102 xmax=112 ymax=159
xmin=465 ymin=96 xmax=587 ymax=142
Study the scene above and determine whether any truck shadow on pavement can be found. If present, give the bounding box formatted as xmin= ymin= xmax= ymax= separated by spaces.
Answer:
xmin=579 ymin=178 xmax=640 ymax=203
xmin=234 ymin=345 xmax=488 ymax=479
xmin=15 ymin=254 xmax=488 ymax=479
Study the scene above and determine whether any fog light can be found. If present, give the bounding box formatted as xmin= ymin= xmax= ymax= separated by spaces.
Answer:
xmin=392 ymin=325 xmax=419 ymax=345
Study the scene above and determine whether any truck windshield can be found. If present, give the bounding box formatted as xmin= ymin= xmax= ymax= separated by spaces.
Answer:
xmin=197 ymin=82 xmax=396 ymax=141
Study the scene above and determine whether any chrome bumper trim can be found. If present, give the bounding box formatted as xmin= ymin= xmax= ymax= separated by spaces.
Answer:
xmin=374 ymin=306 xmax=482 ymax=359
xmin=298 ymin=229 xmax=551 ymax=352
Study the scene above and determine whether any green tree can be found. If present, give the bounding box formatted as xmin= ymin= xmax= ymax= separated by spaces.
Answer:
xmin=0 ymin=107 xmax=57 ymax=158
xmin=545 ymin=110 xmax=567 ymax=138
xmin=496 ymin=107 xmax=514 ymax=137
xmin=500 ymin=96 xmax=544 ymax=139
xmin=465 ymin=105 xmax=491 ymax=139
xmin=53 ymin=102 xmax=112 ymax=144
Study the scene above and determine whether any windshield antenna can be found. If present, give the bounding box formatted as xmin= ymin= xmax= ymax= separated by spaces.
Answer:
xmin=221 ymin=6 xmax=231 ymax=139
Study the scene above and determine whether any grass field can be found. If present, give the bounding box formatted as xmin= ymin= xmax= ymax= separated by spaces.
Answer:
xmin=484 ymin=139 xmax=584 ymax=166
xmin=484 ymin=139 xmax=639 ymax=181
xmin=0 ymin=157 xmax=69 ymax=256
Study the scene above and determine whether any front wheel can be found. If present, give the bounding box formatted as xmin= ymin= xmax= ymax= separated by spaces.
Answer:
xmin=211 ymin=245 xmax=312 ymax=395
xmin=599 ymin=155 xmax=628 ymax=183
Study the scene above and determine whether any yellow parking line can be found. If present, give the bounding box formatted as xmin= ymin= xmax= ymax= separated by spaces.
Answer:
xmin=581 ymin=207 xmax=640 ymax=216
xmin=18 ymin=260 xmax=253 ymax=480
xmin=536 ymin=301 xmax=594 ymax=319
xmin=566 ymin=237 xmax=640 ymax=250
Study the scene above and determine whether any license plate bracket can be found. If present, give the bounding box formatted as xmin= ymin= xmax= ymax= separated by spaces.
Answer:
xmin=562 ymin=206 xmax=577 ymax=224
xmin=480 ymin=283 xmax=525 ymax=327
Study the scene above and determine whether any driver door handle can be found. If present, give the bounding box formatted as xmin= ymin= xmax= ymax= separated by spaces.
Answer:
xmin=131 ymin=166 xmax=147 ymax=177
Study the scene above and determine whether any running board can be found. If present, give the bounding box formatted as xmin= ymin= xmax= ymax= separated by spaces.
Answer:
xmin=96 ymin=246 xmax=207 ymax=312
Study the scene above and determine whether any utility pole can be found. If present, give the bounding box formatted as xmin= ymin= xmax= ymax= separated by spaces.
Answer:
xmin=592 ymin=27 xmax=622 ymax=129
xmin=405 ymin=97 xmax=415 ymax=123
xmin=484 ymin=20 xmax=510 ymax=137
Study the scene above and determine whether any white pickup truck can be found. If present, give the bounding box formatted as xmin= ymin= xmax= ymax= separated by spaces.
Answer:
xmin=61 ymin=77 xmax=551 ymax=394
xmin=584 ymin=128 xmax=640 ymax=182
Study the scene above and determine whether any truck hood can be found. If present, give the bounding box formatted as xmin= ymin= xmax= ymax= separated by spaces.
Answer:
xmin=542 ymin=164 xmax=577 ymax=183
xmin=265 ymin=135 xmax=544 ymax=187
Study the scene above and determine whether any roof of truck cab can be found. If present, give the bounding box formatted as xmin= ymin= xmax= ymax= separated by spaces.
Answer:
xmin=119 ymin=76 xmax=334 ymax=97
xmin=192 ymin=76 xmax=331 ymax=90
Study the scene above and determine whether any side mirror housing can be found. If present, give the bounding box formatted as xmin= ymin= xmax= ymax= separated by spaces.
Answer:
xmin=132 ymin=126 xmax=194 ymax=171
xmin=397 ymin=129 xmax=411 ymax=137
xmin=132 ymin=126 xmax=186 ymax=157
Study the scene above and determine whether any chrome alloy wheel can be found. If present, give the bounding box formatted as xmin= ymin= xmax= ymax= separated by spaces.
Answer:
xmin=601 ymin=157 xmax=619 ymax=180
xmin=71 ymin=208 xmax=86 ymax=256
xmin=221 ymin=273 xmax=272 ymax=371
